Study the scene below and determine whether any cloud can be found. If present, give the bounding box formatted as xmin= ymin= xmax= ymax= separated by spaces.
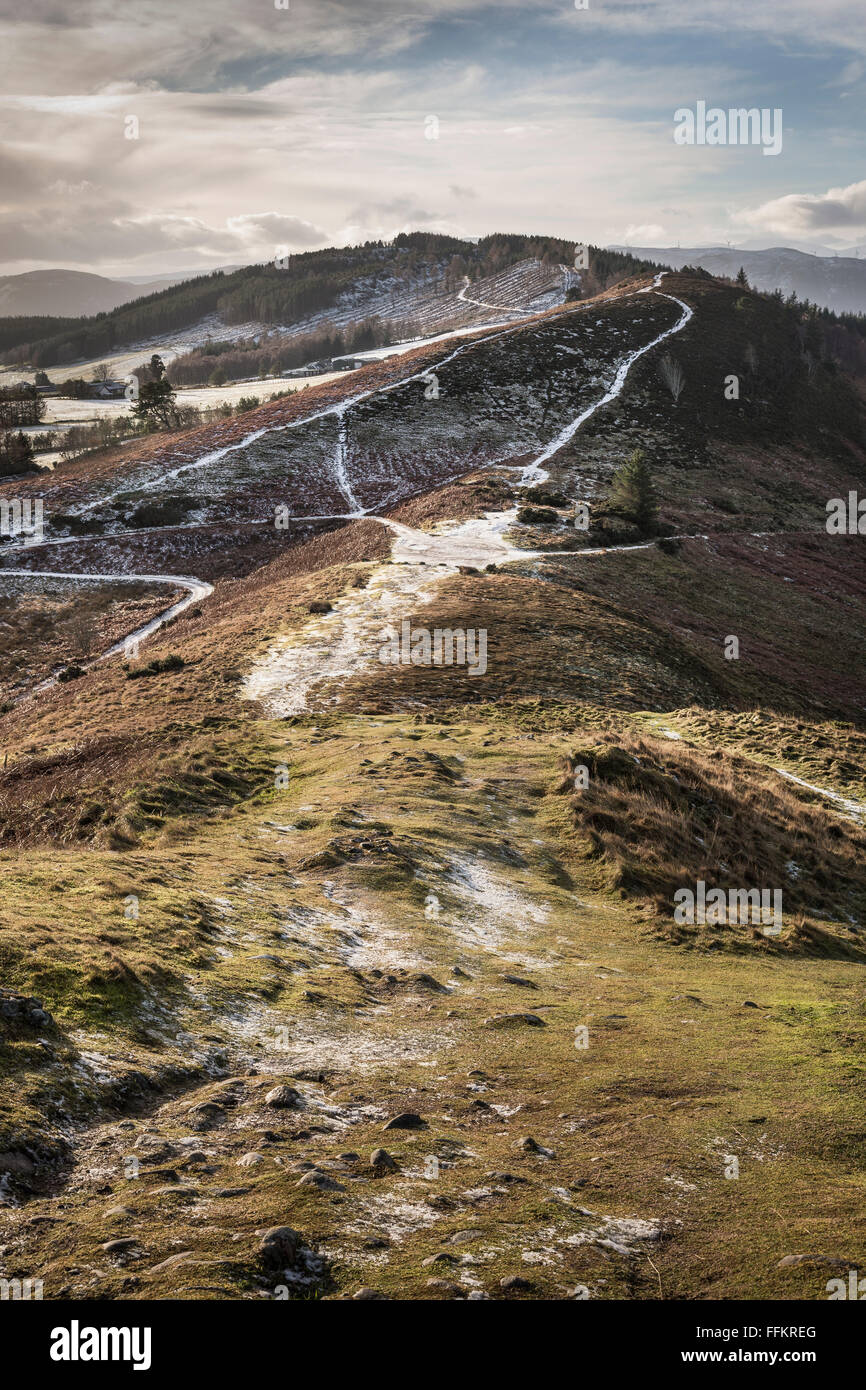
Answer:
xmin=0 ymin=209 xmax=327 ymax=268
xmin=2 ymin=1 xmax=865 ymax=271
xmin=225 ymin=212 xmax=328 ymax=248
xmin=338 ymin=197 xmax=454 ymax=244
xmin=623 ymin=223 xmax=667 ymax=243
xmin=740 ymin=180 xmax=866 ymax=236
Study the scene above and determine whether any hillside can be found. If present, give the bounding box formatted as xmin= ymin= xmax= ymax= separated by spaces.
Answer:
xmin=0 ymin=236 xmax=638 ymax=377
xmin=0 ymin=265 xmax=864 ymax=1303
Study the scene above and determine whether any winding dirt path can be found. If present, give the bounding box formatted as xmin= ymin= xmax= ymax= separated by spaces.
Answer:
xmin=4 ymin=272 xmax=687 ymax=680
xmin=243 ymin=273 xmax=695 ymax=715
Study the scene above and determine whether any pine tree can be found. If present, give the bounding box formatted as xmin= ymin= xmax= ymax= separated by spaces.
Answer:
xmin=132 ymin=355 xmax=178 ymax=430
xmin=736 ymin=266 xmax=749 ymax=287
xmin=608 ymin=448 xmax=658 ymax=533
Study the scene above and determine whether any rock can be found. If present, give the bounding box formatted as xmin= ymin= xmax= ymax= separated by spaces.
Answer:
xmin=370 ymin=1147 xmax=399 ymax=1173
xmin=296 ymin=1170 xmax=346 ymax=1192
xmin=0 ymin=1151 xmax=36 ymax=1176
xmin=595 ymin=1237 xmax=632 ymax=1256
xmin=500 ymin=1275 xmax=533 ymax=1291
xmin=214 ymin=1187 xmax=250 ymax=1198
xmin=363 ymin=1237 xmax=389 ymax=1250
xmin=265 ymin=1084 xmax=301 ymax=1109
xmin=382 ymin=1113 xmax=426 ymax=1131
xmin=485 ymin=1013 xmax=546 ymax=1028
xmin=411 ymin=974 xmax=449 ymax=993
xmin=777 ymin=1253 xmax=856 ymax=1269
xmin=103 ymin=1205 xmax=133 ymax=1219
xmin=501 ymin=974 xmax=538 ymax=989
xmin=236 ymin=1152 xmax=266 ymax=1168
xmin=152 ymin=1185 xmax=196 ymax=1199
xmin=0 ymin=991 xmax=52 ymax=1029
xmin=188 ymin=1101 xmax=225 ymax=1119
xmin=743 ymin=1001 xmax=760 ymax=1008
xmin=352 ymin=1287 xmax=391 ymax=1300
xmin=486 ymin=1171 xmax=528 ymax=1185
xmin=133 ymin=1135 xmax=179 ymax=1163
xmin=188 ymin=1105 xmax=226 ymax=1131
xmin=144 ymin=1252 xmax=194 ymax=1276
xmin=258 ymin=1226 xmax=301 ymax=1269
xmin=452 ymin=967 xmax=472 ymax=979
xmin=517 ymin=1136 xmax=555 ymax=1157
xmin=422 ymin=1252 xmax=459 ymax=1268
xmin=426 ymin=1278 xmax=465 ymax=1297
xmin=102 ymin=1238 xmax=138 ymax=1254
xmin=447 ymin=1229 xmax=484 ymax=1245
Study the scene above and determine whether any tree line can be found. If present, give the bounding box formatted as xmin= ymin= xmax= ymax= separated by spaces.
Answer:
xmin=165 ymin=315 xmax=421 ymax=387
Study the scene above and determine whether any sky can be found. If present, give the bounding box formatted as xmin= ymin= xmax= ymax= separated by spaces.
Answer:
xmin=0 ymin=0 xmax=864 ymax=278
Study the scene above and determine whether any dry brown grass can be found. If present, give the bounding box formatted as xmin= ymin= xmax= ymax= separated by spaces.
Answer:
xmin=555 ymin=730 xmax=866 ymax=952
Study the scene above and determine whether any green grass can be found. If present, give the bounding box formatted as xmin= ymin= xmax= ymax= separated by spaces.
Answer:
xmin=1 ymin=708 xmax=864 ymax=1299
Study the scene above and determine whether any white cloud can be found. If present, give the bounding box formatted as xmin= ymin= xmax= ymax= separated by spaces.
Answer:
xmin=740 ymin=180 xmax=866 ymax=237
xmin=623 ymin=223 xmax=668 ymax=243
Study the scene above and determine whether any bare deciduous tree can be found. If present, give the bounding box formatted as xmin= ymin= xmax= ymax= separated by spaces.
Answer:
xmin=658 ymin=352 xmax=685 ymax=404
xmin=62 ymin=605 xmax=98 ymax=658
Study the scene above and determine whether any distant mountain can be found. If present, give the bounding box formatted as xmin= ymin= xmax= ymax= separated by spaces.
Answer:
xmin=0 ymin=269 xmax=182 ymax=318
xmin=608 ymin=245 xmax=866 ymax=314
xmin=121 ymin=265 xmax=244 ymax=285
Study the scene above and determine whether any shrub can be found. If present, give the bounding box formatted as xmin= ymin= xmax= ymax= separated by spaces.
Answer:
xmin=125 ymin=653 xmax=185 ymax=679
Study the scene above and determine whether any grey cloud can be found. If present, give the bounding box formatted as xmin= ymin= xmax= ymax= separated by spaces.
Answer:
xmin=0 ymin=207 xmax=326 ymax=269
xmin=226 ymin=212 xmax=328 ymax=247
xmin=742 ymin=180 xmax=866 ymax=235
